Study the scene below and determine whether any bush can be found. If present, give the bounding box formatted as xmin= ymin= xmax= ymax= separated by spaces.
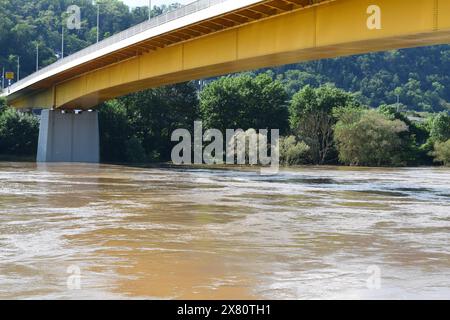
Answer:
xmin=98 ymin=99 xmax=130 ymax=163
xmin=430 ymin=113 xmax=450 ymax=142
xmin=279 ymin=136 xmax=311 ymax=165
xmin=0 ymin=97 xmax=7 ymax=113
xmin=433 ymin=140 xmax=450 ymax=166
xmin=121 ymin=82 xmax=199 ymax=161
xmin=334 ymin=109 xmax=408 ymax=166
xmin=200 ymin=73 xmax=289 ymax=134
xmin=0 ymin=108 xmax=39 ymax=156
xmin=125 ymin=136 xmax=147 ymax=163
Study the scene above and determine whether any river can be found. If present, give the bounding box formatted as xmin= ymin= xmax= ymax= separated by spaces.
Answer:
xmin=0 ymin=162 xmax=449 ymax=299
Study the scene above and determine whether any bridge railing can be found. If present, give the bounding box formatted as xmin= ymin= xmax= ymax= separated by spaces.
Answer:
xmin=7 ymin=0 xmax=229 ymax=93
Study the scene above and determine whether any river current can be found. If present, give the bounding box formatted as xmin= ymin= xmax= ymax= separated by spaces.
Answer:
xmin=0 ymin=163 xmax=449 ymax=299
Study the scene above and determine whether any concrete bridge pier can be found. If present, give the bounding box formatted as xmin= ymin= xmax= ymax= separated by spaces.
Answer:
xmin=37 ymin=109 xmax=100 ymax=163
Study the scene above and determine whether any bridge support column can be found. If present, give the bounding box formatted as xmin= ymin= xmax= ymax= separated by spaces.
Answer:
xmin=37 ymin=109 xmax=100 ymax=163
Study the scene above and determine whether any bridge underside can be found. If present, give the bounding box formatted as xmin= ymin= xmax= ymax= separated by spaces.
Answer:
xmin=8 ymin=0 xmax=450 ymax=110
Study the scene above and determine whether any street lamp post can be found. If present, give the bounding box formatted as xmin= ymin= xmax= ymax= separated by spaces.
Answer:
xmin=149 ymin=0 xmax=152 ymax=20
xmin=61 ymin=24 xmax=64 ymax=59
xmin=17 ymin=56 xmax=20 ymax=81
xmin=97 ymin=2 xmax=100 ymax=43
xmin=36 ymin=43 xmax=39 ymax=71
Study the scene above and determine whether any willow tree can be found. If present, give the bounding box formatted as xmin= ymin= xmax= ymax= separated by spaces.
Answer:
xmin=334 ymin=109 xmax=408 ymax=167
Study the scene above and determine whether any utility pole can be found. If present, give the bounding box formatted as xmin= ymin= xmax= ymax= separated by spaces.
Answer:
xmin=97 ymin=2 xmax=100 ymax=43
xmin=17 ymin=56 xmax=20 ymax=81
xmin=1 ymin=67 xmax=4 ymax=90
xmin=148 ymin=0 xmax=152 ymax=20
xmin=36 ymin=43 xmax=39 ymax=71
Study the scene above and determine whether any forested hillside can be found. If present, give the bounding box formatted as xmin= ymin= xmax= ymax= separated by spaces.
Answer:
xmin=270 ymin=46 xmax=450 ymax=112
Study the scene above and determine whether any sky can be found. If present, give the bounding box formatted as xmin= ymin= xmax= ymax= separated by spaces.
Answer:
xmin=121 ymin=0 xmax=193 ymax=8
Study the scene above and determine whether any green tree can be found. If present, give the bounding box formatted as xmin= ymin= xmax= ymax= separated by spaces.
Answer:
xmin=1 ymin=1 xmax=449 ymax=113
xmin=270 ymin=45 xmax=450 ymax=112
xmin=0 ymin=1 xmax=172 ymax=78
xmin=289 ymin=85 xmax=360 ymax=164
xmin=97 ymin=81 xmax=199 ymax=163
xmin=0 ymin=97 xmax=7 ymax=113
xmin=378 ymin=104 xmax=433 ymax=165
xmin=433 ymin=140 xmax=450 ymax=166
xmin=200 ymin=73 xmax=289 ymax=133
xmin=276 ymin=69 xmax=323 ymax=97
xmin=334 ymin=109 xmax=408 ymax=166
xmin=98 ymin=99 xmax=130 ymax=163
xmin=0 ymin=107 xmax=39 ymax=156
xmin=125 ymin=136 xmax=147 ymax=163
xmin=430 ymin=112 xmax=450 ymax=142
xmin=120 ymin=82 xmax=199 ymax=161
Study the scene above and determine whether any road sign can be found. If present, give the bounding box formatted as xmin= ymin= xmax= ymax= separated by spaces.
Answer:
xmin=5 ymin=72 xmax=14 ymax=80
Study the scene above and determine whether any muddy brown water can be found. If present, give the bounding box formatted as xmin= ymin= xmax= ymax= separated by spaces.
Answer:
xmin=0 ymin=162 xmax=449 ymax=299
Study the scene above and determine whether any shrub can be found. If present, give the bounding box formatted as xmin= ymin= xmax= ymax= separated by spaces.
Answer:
xmin=279 ymin=136 xmax=311 ymax=165
xmin=98 ymin=99 xmax=130 ymax=163
xmin=289 ymin=85 xmax=360 ymax=164
xmin=433 ymin=140 xmax=450 ymax=166
xmin=0 ymin=108 xmax=39 ymax=156
xmin=200 ymin=73 xmax=289 ymax=134
xmin=334 ymin=109 xmax=408 ymax=166
xmin=125 ymin=136 xmax=147 ymax=163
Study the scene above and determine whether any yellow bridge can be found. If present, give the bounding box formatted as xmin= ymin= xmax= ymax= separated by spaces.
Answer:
xmin=2 ymin=0 xmax=449 ymax=163
xmin=4 ymin=0 xmax=450 ymax=110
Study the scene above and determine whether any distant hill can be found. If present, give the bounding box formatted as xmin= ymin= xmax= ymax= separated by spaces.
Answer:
xmin=269 ymin=45 xmax=450 ymax=112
